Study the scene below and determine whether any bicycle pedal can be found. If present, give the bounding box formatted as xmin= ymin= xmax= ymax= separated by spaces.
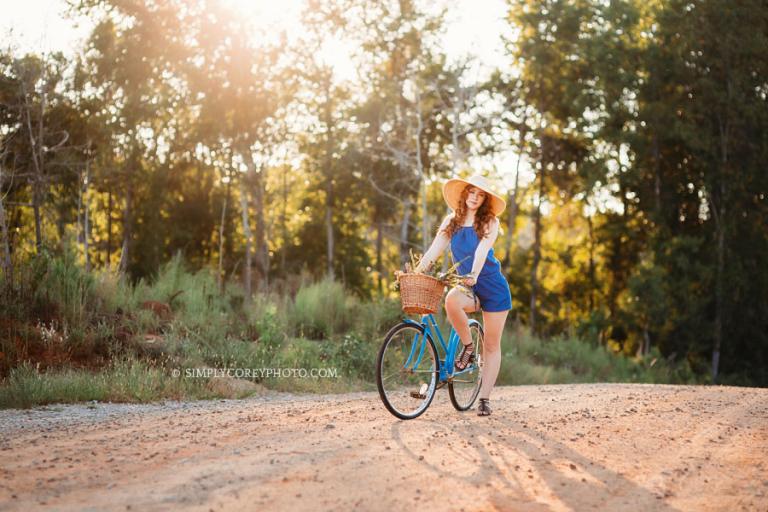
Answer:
xmin=410 ymin=382 xmax=429 ymax=399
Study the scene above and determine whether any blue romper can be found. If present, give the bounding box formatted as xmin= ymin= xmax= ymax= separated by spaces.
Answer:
xmin=450 ymin=225 xmax=512 ymax=312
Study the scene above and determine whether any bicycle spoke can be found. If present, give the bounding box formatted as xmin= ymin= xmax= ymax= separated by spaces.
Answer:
xmin=381 ymin=371 xmax=402 ymax=382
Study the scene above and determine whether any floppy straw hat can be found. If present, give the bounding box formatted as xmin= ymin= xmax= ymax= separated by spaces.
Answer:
xmin=442 ymin=175 xmax=507 ymax=216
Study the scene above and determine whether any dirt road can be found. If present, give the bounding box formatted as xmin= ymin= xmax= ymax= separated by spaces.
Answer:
xmin=1 ymin=384 xmax=766 ymax=511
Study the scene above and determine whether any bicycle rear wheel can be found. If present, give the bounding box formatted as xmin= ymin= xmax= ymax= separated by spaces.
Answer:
xmin=448 ymin=320 xmax=484 ymax=411
xmin=376 ymin=322 xmax=439 ymax=420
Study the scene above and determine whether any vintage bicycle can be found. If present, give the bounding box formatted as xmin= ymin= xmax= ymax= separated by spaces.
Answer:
xmin=376 ymin=272 xmax=484 ymax=420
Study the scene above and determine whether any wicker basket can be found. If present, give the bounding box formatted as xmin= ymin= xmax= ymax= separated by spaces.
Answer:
xmin=397 ymin=273 xmax=446 ymax=314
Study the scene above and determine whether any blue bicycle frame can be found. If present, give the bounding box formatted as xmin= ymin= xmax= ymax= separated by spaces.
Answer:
xmin=401 ymin=313 xmax=477 ymax=382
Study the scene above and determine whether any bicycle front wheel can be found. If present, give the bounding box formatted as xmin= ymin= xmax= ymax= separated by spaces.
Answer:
xmin=376 ymin=322 xmax=439 ymax=420
xmin=448 ymin=320 xmax=484 ymax=411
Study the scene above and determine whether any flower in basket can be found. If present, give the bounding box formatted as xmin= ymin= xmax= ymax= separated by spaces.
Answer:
xmin=392 ymin=250 xmax=480 ymax=314
xmin=392 ymin=249 xmax=470 ymax=291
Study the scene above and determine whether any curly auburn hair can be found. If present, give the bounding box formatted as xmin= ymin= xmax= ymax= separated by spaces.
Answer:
xmin=442 ymin=185 xmax=496 ymax=239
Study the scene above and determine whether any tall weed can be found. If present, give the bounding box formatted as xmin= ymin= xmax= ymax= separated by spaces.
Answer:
xmin=290 ymin=277 xmax=352 ymax=339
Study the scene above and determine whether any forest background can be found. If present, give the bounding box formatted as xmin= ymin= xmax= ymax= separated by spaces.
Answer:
xmin=1 ymin=0 xmax=766 ymax=405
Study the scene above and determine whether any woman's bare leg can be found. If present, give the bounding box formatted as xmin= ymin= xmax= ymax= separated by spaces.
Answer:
xmin=479 ymin=310 xmax=509 ymax=400
xmin=444 ymin=287 xmax=478 ymax=346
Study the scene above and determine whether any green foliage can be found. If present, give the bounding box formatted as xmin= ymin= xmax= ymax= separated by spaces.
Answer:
xmin=0 ymin=362 xmax=107 ymax=408
xmin=0 ymin=359 xmax=211 ymax=409
xmin=503 ymin=0 xmax=768 ymax=384
xmin=348 ymin=297 xmax=403 ymax=343
xmin=325 ymin=333 xmax=376 ymax=380
xmin=271 ymin=333 xmax=377 ymax=389
xmin=290 ymin=277 xmax=352 ymax=339
xmin=498 ymin=330 xmax=696 ymax=386
xmin=34 ymin=246 xmax=97 ymax=328
xmin=0 ymin=247 xmax=117 ymax=373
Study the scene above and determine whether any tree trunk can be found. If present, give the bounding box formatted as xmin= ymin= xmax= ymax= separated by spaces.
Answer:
xmin=376 ymin=219 xmax=383 ymax=295
xmin=712 ymin=74 xmax=732 ymax=382
xmin=400 ymin=197 xmax=413 ymax=267
xmin=450 ymin=99 xmax=461 ymax=174
xmin=322 ymin=76 xmax=335 ymax=281
xmin=106 ymin=187 xmax=113 ymax=268
xmin=503 ymin=152 xmax=523 ymax=268
xmin=239 ymin=171 xmax=253 ymax=302
xmin=325 ymin=175 xmax=334 ymax=280
xmin=77 ymin=169 xmax=83 ymax=255
xmin=529 ymin=165 xmax=544 ymax=334
xmin=0 ymin=169 xmax=12 ymax=282
xmin=638 ymin=327 xmax=651 ymax=357
xmin=415 ymin=89 xmax=428 ymax=254
xmin=503 ymin=120 xmax=526 ymax=267
xmin=441 ymin=205 xmax=452 ymax=273
xmin=607 ymin=178 xmax=628 ymax=325
xmin=32 ymin=183 xmax=43 ymax=253
xmin=119 ymin=181 xmax=133 ymax=274
xmin=420 ymin=176 xmax=428 ymax=254
xmin=653 ymin=133 xmax=661 ymax=222
xmin=84 ymin=183 xmax=90 ymax=272
xmin=587 ymin=211 xmax=596 ymax=313
xmin=22 ymin=79 xmax=46 ymax=253
xmin=8 ymin=207 xmax=21 ymax=254
xmin=443 ymin=90 xmax=465 ymax=273
xmin=712 ymin=181 xmax=726 ymax=383
xmin=217 ymin=172 xmax=230 ymax=290
xmin=78 ymin=158 xmax=91 ymax=272
xmin=253 ymin=163 xmax=269 ymax=292
xmin=84 ymin=148 xmax=92 ymax=272
xmin=281 ymin=165 xmax=288 ymax=272
xmin=712 ymin=215 xmax=725 ymax=383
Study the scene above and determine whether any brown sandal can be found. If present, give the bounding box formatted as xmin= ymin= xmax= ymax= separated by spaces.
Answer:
xmin=454 ymin=342 xmax=475 ymax=371
xmin=477 ymin=398 xmax=491 ymax=416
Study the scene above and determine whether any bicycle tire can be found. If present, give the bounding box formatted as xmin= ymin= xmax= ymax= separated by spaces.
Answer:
xmin=448 ymin=320 xmax=484 ymax=411
xmin=376 ymin=322 xmax=439 ymax=420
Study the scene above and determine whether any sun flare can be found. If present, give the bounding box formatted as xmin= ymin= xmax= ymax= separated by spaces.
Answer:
xmin=220 ymin=0 xmax=357 ymax=81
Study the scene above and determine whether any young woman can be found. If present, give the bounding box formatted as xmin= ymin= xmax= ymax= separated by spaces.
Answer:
xmin=414 ymin=175 xmax=512 ymax=416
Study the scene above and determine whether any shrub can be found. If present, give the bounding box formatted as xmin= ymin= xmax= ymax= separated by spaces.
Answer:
xmin=290 ymin=277 xmax=352 ymax=339
xmin=35 ymin=245 xmax=99 ymax=328
xmin=349 ymin=297 xmax=403 ymax=342
xmin=327 ymin=333 xmax=376 ymax=380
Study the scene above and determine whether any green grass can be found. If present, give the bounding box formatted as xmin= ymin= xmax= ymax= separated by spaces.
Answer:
xmin=0 ymin=359 xmax=214 ymax=409
xmin=496 ymin=328 xmax=698 ymax=385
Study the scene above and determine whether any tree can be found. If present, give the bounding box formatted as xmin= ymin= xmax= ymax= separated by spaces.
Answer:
xmin=292 ymin=0 xmax=358 ymax=281
xmin=0 ymin=139 xmax=12 ymax=281
xmin=504 ymin=0 xmax=592 ymax=332
xmin=190 ymin=3 xmax=285 ymax=297
xmin=349 ymin=0 xmax=448 ymax=266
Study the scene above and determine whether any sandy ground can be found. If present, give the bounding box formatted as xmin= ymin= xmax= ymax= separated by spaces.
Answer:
xmin=1 ymin=384 xmax=767 ymax=511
